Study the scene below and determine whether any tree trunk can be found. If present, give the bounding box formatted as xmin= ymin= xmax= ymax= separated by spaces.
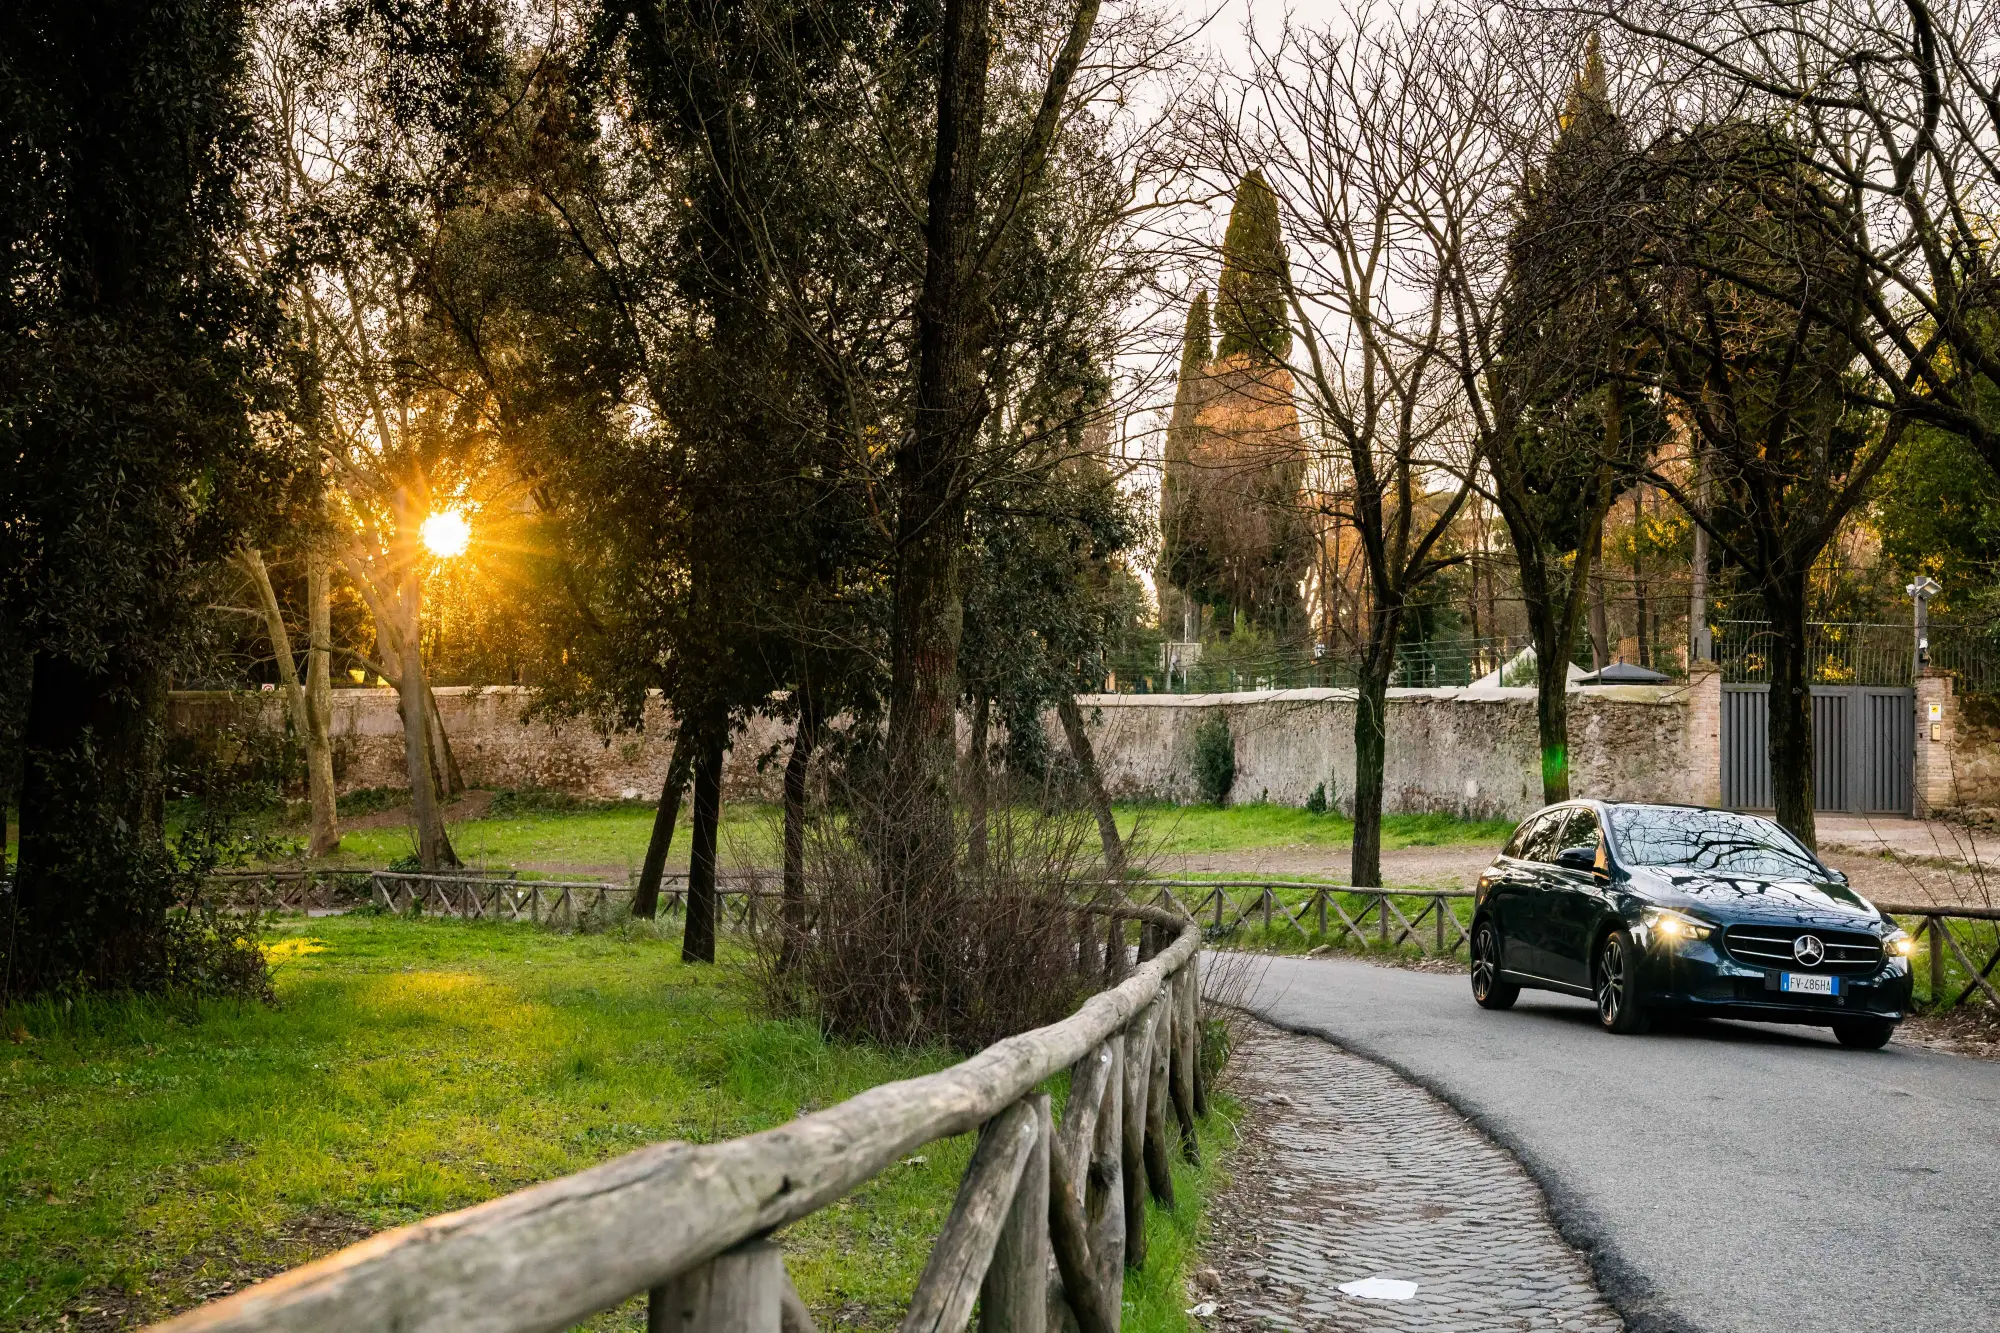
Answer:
xmin=238 ymin=547 xmax=310 ymax=742
xmin=883 ymin=0 xmax=993 ymax=907
xmin=1056 ymin=693 xmax=1125 ymax=880
xmin=682 ymin=726 xmax=725 ymax=964
xmin=1349 ymin=605 xmax=1402 ymax=888
xmin=631 ymin=724 xmax=694 ymax=919
xmin=393 ymin=562 xmax=456 ymax=870
xmin=1766 ymin=576 xmax=1816 ymax=848
xmin=780 ymin=701 xmax=819 ymax=973
xmin=1494 ymin=463 xmax=1613 ymax=805
xmin=425 ymin=681 xmax=465 ymax=798
xmin=1588 ymin=527 xmax=1609 ymax=670
xmin=304 ymin=554 xmax=339 ymax=855
xmin=10 ymin=650 xmax=169 ymax=996
xmin=967 ymin=693 xmax=990 ymax=877
xmin=1630 ymin=487 xmax=1650 ymax=668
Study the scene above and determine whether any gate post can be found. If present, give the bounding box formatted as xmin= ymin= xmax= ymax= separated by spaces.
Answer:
xmin=1686 ymin=661 xmax=1723 ymax=808
xmin=1913 ymin=669 xmax=1956 ymax=817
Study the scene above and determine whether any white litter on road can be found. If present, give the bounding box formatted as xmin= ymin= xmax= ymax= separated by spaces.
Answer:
xmin=1337 ymin=1277 xmax=1419 ymax=1301
xmin=1184 ymin=1303 xmax=1219 ymax=1318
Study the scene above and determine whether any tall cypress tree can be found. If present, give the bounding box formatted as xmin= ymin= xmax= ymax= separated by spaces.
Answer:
xmin=1486 ymin=33 xmax=1657 ymax=803
xmin=1215 ymin=170 xmax=1290 ymax=363
xmin=1179 ymin=288 xmax=1212 ymax=380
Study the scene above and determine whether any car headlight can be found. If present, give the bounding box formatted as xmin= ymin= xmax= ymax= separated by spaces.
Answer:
xmin=1885 ymin=929 xmax=1916 ymax=958
xmin=1644 ymin=908 xmax=1714 ymax=944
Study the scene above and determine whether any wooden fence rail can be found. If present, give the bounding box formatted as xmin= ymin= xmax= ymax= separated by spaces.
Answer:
xmin=150 ymin=902 xmax=1207 ymax=1333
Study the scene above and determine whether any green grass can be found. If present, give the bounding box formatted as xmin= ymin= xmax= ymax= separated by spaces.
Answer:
xmin=319 ymin=802 xmax=783 ymax=875
xmin=248 ymin=797 xmax=1509 ymax=880
xmin=0 ymin=915 xmax=1230 ymax=1331
xmin=1117 ymin=804 xmax=1513 ymax=857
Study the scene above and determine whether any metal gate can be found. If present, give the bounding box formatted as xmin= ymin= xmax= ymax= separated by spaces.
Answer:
xmin=1721 ymin=684 xmax=1913 ymax=814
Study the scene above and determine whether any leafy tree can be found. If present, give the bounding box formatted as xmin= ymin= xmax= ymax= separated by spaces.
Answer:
xmin=1623 ymin=124 xmax=1899 ymax=845
xmin=1479 ymin=42 xmax=1662 ymax=801
xmin=1874 ymin=409 xmax=2000 ymax=624
xmin=0 ymin=0 xmax=297 ymax=995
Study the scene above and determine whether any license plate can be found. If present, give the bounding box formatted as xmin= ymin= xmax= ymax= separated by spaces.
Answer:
xmin=1780 ymin=972 xmax=1840 ymax=996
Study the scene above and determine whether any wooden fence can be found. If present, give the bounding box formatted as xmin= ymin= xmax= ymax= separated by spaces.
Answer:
xmin=150 ymin=901 xmax=1206 ymax=1333
xmin=1134 ymin=879 xmax=1473 ymax=957
xmin=202 ymin=869 xmax=774 ymax=928
xmin=1878 ymin=902 xmax=2000 ymax=1011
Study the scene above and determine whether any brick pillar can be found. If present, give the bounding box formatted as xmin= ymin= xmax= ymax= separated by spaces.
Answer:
xmin=1913 ymin=669 xmax=1956 ymax=816
xmin=1685 ymin=660 xmax=1723 ymax=809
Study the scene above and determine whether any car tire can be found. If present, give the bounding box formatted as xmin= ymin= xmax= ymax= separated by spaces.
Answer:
xmin=1471 ymin=921 xmax=1519 ymax=1010
xmin=1595 ymin=929 xmax=1652 ymax=1034
xmin=1832 ymin=1018 xmax=1895 ymax=1050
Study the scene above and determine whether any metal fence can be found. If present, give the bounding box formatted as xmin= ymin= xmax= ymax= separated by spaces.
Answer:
xmin=1112 ymin=619 xmax=1999 ymax=696
xmin=1714 ymin=620 xmax=2000 ymax=692
xmin=1114 ymin=634 xmax=1544 ymax=694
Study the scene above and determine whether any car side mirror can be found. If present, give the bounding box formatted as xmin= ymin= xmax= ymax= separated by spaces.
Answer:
xmin=1555 ymin=846 xmax=1598 ymax=873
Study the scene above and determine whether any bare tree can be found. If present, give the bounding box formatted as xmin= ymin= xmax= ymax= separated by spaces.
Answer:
xmin=1187 ymin=13 xmax=1484 ymax=884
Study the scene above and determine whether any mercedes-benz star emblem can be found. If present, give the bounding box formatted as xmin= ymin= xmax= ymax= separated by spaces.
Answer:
xmin=1792 ymin=934 xmax=1826 ymax=967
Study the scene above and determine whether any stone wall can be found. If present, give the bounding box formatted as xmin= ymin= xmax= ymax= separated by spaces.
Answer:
xmin=1940 ymin=681 xmax=2000 ymax=813
xmin=167 ymin=687 xmax=791 ymax=802
xmin=168 ymin=677 xmax=1717 ymax=820
xmin=1062 ymin=679 xmax=1711 ymax=820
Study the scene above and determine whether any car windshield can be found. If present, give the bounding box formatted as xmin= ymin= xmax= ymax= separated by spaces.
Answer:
xmin=1608 ymin=806 xmax=1827 ymax=879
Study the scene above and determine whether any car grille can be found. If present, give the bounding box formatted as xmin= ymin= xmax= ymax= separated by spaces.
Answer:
xmin=1723 ymin=925 xmax=1883 ymax=974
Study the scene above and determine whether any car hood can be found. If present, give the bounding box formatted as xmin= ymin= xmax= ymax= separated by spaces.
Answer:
xmin=1630 ymin=867 xmax=1883 ymax=929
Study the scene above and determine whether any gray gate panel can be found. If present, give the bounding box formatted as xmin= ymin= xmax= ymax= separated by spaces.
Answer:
xmin=1812 ymin=690 xmax=1847 ymax=812
xmin=1856 ymin=688 xmax=1912 ymax=815
xmin=1722 ymin=685 xmax=1770 ymax=810
xmin=1719 ymin=684 xmax=1912 ymax=814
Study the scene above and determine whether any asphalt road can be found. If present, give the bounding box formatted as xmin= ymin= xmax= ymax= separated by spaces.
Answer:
xmin=1227 ymin=954 xmax=2000 ymax=1333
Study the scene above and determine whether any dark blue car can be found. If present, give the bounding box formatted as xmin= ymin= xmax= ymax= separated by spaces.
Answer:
xmin=1469 ymin=801 xmax=1916 ymax=1048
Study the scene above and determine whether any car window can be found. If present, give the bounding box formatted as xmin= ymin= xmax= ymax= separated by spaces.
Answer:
xmin=1501 ymin=815 xmax=1540 ymax=859
xmin=1559 ymin=807 xmax=1601 ymax=857
xmin=1517 ymin=812 xmax=1565 ymax=864
xmin=1608 ymin=805 xmax=1825 ymax=879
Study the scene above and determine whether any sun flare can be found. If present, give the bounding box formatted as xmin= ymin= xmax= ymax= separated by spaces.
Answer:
xmin=421 ymin=508 xmax=471 ymax=558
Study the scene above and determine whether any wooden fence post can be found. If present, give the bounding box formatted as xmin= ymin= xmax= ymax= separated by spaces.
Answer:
xmin=980 ymin=1096 xmax=1050 ymax=1333
xmin=1433 ymin=897 xmax=1445 ymax=954
xmin=1377 ymin=893 xmax=1388 ymax=946
xmin=1315 ymin=890 xmax=1327 ymax=938
xmin=648 ymin=1238 xmax=783 ymax=1333
xmin=1120 ymin=1002 xmax=1152 ymax=1268
xmin=1142 ymin=998 xmax=1175 ymax=1210
xmin=1927 ymin=915 xmax=1946 ymax=1008
xmin=1088 ymin=1039 xmax=1125 ymax=1289
xmin=1168 ymin=969 xmax=1199 ymax=1163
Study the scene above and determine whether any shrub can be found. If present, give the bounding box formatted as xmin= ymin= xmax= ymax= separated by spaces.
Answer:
xmin=1192 ymin=710 xmax=1235 ymax=806
xmin=752 ymin=767 xmax=1096 ymax=1051
xmin=1305 ymin=782 xmax=1328 ymax=816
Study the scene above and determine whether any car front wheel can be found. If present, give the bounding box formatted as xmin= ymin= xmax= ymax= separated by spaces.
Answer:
xmin=1832 ymin=1018 xmax=1895 ymax=1050
xmin=1595 ymin=929 xmax=1652 ymax=1034
xmin=1471 ymin=921 xmax=1519 ymax=1010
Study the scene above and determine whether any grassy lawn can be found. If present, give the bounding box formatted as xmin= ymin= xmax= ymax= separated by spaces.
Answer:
xmin=1118 ymin=804 xmax=1514 ymax=857
xmin=321 ymin=802 xmax=782 ymax=876
xmin=277 ymin=797 xmax=1510 ymax=878
xmin=0 ymin=915 xmax=1229 ymax=1332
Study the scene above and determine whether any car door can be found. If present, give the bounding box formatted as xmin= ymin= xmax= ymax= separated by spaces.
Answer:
xmin=1489 ymin=812 xmax=1559 ymax=974
xmin=1541 ymin=806 xmax=1606 ymax=987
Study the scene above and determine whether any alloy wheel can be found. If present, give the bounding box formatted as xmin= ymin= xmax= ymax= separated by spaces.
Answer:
xmin=1471 ymin=923 xmax=1518 ymax=1010
xmin=1597 ymin=936 xmax=1626 ymax=1026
